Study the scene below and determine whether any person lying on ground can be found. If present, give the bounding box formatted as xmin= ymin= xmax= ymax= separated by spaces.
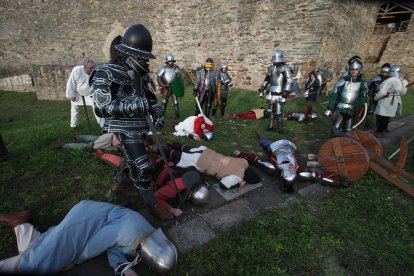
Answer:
xmin=53 ymin=133 xmax=121 ymax=151
xmin=95 ymin=138 xmax=210 ymax=221
xmin=112 ymin=152 xmax=211 ymax=220
xmin=223 ymin=108 xmax=267 ymax=120
xmin=0 ymin=200 xmax=177 ymax=275
xmin=235 ymin=132 xmax=352 ymax=192
xmin=173 ymin=114 xmax=214 ymax=140
xmin=165 ymin=141 xmax=261 ymax=189
xmin=234 ymin=132 xmax=299 ymax=193
xmin=154 ymin=170 xmax=209 ymax=219
xmin=224 ymin=109 xmax=317 ymax=123
xmin=284 ymin=111 xmax=318 ymax=123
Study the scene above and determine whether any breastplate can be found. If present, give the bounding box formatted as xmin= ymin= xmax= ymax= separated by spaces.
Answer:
xmin=269 ymin=67 xmax=285 ymax=93
xmin=219 ymin=72 xmax=230 ymax=83
xmin=339 ymin=81 xmax=361 ymax=104
xmin=163 ymin=67 xmax=178 ymax=84
xmin=204 ymin=71 xmax=211 ymax=88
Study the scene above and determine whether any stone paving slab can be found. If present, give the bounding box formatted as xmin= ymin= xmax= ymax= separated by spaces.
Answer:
xmin=213 ymin=182 xmax=263 ymax=201
xmin=388 ymin=120 xmax=408 ymax=130
xmin=244 ymin=181 xmax=287 ymax=210
xmin=367 ymin=115 xmax=414 ymax=146
xmin=168 ymin=216 xmax=216 ymax=254
xmin=201 ymin=199 xmax=258 ymax=233
xmin=298 ymin=183 xmax=333 ymax=201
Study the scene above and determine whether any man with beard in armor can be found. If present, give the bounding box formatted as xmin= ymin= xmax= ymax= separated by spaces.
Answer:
xmin=90 ymin=23 xmax=171 ymax=220
xmin=324 ymin=56 xmax=368 ymax=134
xmin=157 ymin=53 xmax=183 ymax=118
xmin=212 ymin=63 xmax=233 ymax=117
xmin=193 ymin=58 xmax=217 ymax=117
xmin=364 ymin=63 xmax=391 ymax=129
xmin=258 ymin=49 xmax=293 ymax=133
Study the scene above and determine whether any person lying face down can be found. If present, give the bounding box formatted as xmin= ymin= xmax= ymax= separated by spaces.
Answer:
xmin=0 ymin=200 xmax=177 ymax=275
xmin=223 ymin=108 xmax=268 ymax=120
xmin=235 ymin=132 xmax=299 ymax=193
xmin=164 ymin=142 xmax=262 ymax=189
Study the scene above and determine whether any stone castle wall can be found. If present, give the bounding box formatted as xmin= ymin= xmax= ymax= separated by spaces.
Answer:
xmin=376 ymin=17 xmax=414 ymax=80
xmin=0 ymin=0 xmax=412 ymax=99
xmin=0 ymin=75 xmax=34 ymax=92
xmin=319 ymin=0 xmax=381 ymax=80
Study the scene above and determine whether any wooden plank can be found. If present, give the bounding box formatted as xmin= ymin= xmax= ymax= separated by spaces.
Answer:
xmin=369 ymin=162 xmax=414 ymax=198
xmin=370 ymin=154 xmax=414 ymax=183
xmin=391 ymin=136 xmax=408 ymax=177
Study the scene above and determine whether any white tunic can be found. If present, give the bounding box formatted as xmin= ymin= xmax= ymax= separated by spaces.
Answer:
xmin=374 ymin=77 xmax=407 ymax=117
xmin=66 ymin=65 xmax=93 ymax=98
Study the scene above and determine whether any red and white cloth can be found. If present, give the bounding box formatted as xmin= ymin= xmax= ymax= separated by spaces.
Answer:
xmin=173 ymin=115 xmax=214 ymax=139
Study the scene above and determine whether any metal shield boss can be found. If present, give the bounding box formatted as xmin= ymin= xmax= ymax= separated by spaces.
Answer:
xmin=169 ymin=75 xmax=185 ymax=97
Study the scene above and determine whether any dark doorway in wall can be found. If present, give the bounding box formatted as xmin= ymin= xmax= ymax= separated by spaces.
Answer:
xmin=110 ymin=36 xmax=122 ymax=63
xmin=374 ymin=1 xmax=413 ymax=34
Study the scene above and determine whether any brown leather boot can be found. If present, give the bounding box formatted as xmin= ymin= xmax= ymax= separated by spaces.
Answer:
xmin=235 ymin=152 xmax=258 ymax=162
xmin=150 ymin=203 xmax=174 ymax=221
xmin=0 ymin=211 xmax=32 ymax=228
xmin=95 ymin=148 xmax=104 ymax=160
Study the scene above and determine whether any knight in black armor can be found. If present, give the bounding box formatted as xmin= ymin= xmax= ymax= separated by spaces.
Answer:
xmin=90 ymin=23 xmax=171 ymax=220
xmin=258 ymin=49 xmax=293 ymax=132
xmin=157 ymin=53 xmax=183 ymax=118
xmin=364 ymin=63 xmax=391 ymax=129
xmin=324 ymin=56 xmax=368 ymax=134
xmin=193 ymin=58 xmax=217 ymax=117
xmin=212 ymin=63 xmax=233 ymax=117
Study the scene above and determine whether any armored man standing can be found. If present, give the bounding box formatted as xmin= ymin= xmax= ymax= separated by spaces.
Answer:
xmin=258 ymin=49 xmax=293 ymax=133
xmin=212 ymin=63 xmax=233 ymax=117
xmin=193 ymin=58 xmax=217 ymax=117
xmin=90 ymin=24 xmax=171 ymax=220
xmin=157 ymin=53 xmax=184 ymax=118
xmin=324 ymin=56 xmax=368 ymax=134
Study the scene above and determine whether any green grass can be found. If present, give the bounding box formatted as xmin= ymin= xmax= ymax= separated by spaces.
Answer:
xmin=1 ymin=87 xmax=413 ymax=274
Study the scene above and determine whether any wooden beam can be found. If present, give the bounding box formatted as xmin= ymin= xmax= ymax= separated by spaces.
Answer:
xmin=369 ymin=162 xmax=414 ymax=197
xmin=378 ymin=11 xmax=412 ymax=15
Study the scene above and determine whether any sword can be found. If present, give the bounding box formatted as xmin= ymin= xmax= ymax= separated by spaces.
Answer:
xmin=195 ymin=95 xmax=205 ymax=117
xmin=81 ymin=96 xmax=91 ymax=128
xmin=144 ymin=114 xmax=183 ymax=205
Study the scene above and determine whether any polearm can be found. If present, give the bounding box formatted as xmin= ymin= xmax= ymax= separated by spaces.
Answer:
xmin=388 ymin=134 xmax=414 ymax=160
xmin=81 ymin=96 xmax=91 ymax=128
xmin=144 ymin=114 xmax=183 ymax=205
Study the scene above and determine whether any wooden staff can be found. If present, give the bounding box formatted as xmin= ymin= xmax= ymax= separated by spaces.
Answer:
xmin=81 ymin=96 xmax=91 ymax=128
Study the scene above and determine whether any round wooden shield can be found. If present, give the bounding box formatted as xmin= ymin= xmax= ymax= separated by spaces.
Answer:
xmin=318 ymin=137 xmax=369 ymax=181
xmin=348 ymin=130 xmax=383 ymax=157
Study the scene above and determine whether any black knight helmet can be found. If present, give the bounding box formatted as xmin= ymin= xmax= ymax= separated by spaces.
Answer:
xmin=115 ymin=24 xmax=156 ymax=75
